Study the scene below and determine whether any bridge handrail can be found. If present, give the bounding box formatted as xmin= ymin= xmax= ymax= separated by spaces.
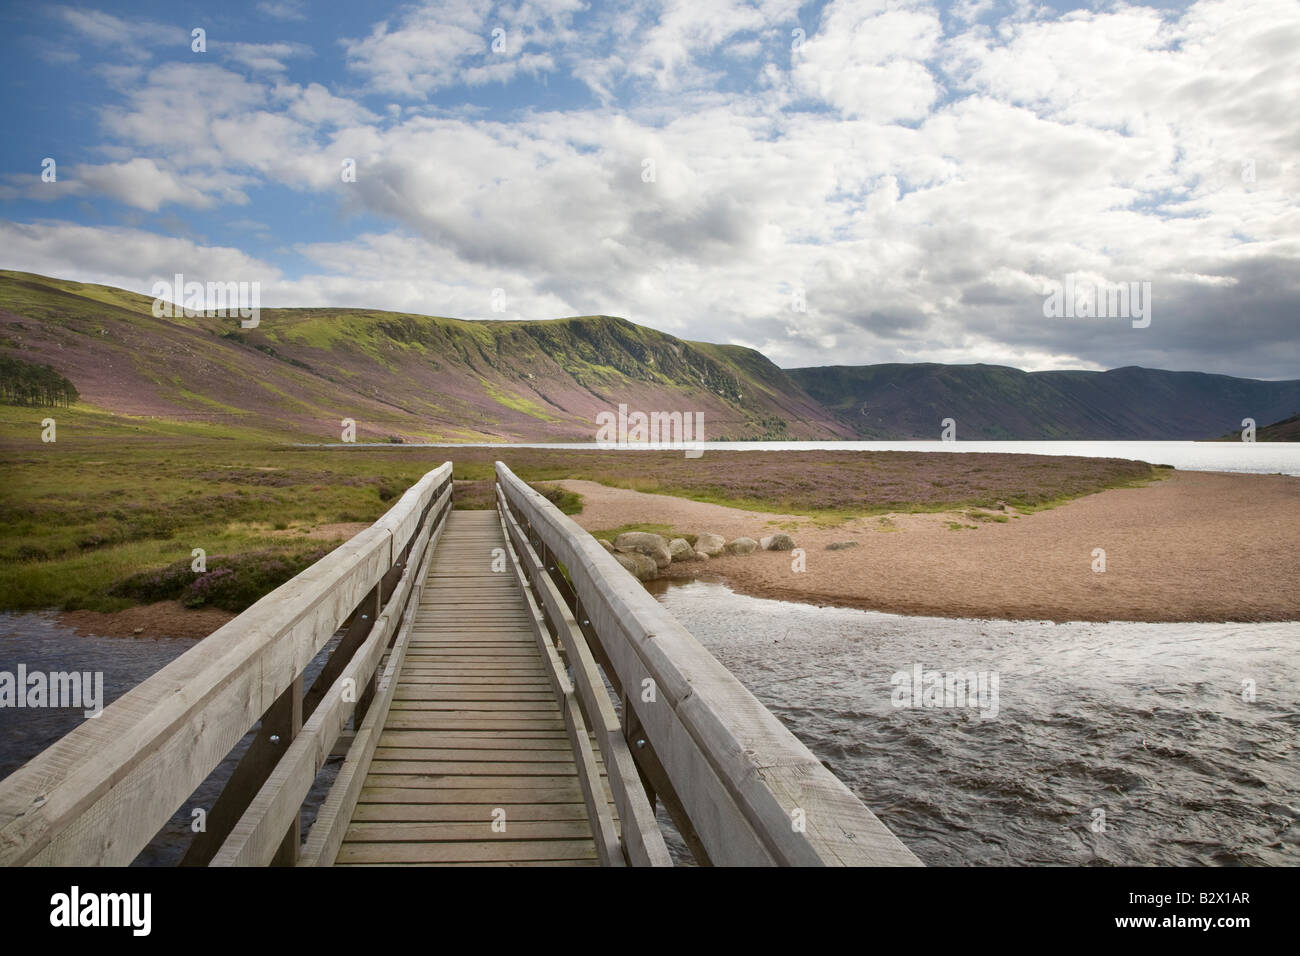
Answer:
xmin=495 ymin=485 xmax=672 ymax=866
xmin=0 ymin=462 xmax=453 ymax=866
xmin=495 ymin=461 xmax=921 ymax=866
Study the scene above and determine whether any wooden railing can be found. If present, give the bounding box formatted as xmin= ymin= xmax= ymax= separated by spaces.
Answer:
xmin=495 ymin=480 xmax=671 ymax=866
xmin=495 ymin=462 xmax=922 ymax=866
xmin=0 ymin=462 xmax=453 ymax=867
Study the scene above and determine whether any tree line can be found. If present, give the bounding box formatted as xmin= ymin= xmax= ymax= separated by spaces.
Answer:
xmin=0 ymin=355 xmax=79 ymax=407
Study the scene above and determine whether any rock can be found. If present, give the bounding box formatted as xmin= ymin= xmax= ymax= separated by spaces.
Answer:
xmin=760 ymin=533 xmax=795 ymax=551
xmin=724 ymin=536 xmax=759 ymax=555
xmin=826 ymin=540 xmax=859 ymax=551
xmin=598 ymin=538 xmax=615 ymax=552
xmin=694 ymin=532 xmax=726 ymax=557
xmin=613 ymin=551 xmax=658 ymax=581
xmin=668 ymin=538 xmax=695 ymax=562
xmin=693 ymin=550 xmax=709 ymax=561
xmin=613 ymin=531 xmax=672 ymax=569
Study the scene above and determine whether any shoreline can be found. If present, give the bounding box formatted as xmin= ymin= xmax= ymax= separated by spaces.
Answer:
xmin=563 ymin=470 xmax=1300 ymax=625
xmin=56 ymin=601 xmax=235 ymax=640
xmin=652 ymin=570 xmax=1300 ymax=624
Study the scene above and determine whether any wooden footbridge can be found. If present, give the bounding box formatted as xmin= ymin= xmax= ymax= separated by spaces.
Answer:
xmin=0 ymin=463 xmax=920 ymax=867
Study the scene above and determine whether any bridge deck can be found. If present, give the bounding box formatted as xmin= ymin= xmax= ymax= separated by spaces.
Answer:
xmin=335 ymin=510 xmax=604 ymax=866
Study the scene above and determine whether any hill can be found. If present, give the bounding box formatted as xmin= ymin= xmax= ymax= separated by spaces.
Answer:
xmin=788 ymin=363 xmax=1300 ymax=440
xmin=1255 ymin=413 xmax=1300 ymax=441
xmin=0 ymin=271 xmax=850 ymax=442
xmin=1214 ymin=412 xmax=1300 ymax=442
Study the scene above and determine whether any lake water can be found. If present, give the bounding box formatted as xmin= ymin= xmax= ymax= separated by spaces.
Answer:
xmin=647 ymin=579 xmax=1300 ymax=866
xmin=310 ymin=440 xmax=1300 ymax=476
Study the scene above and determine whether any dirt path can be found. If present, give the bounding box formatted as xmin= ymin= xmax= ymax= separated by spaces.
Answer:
xmin=558 ymin=471 xmax=1300 ymax=623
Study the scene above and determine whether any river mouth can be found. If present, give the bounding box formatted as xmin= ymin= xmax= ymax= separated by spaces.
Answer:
xmin=648 ymin=579 xmax=1300 ymax=866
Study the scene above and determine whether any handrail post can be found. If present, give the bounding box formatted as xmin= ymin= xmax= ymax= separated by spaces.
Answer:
xmin=270 ymin=675 xmax=303 ymax=866
xmin=353 ymin=586 xmax=382 ymax=727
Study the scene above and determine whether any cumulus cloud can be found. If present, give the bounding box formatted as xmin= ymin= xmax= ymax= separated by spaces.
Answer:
xmin=341 ymin=0 xmax=583 ymax=96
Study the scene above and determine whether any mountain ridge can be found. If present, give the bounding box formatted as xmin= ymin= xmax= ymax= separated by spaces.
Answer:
xmin=0 ymin=270 xmax=849 ymax=442
xmin=788 ymin=362 xmax=1300 ymax=440
xmin=1 ymin=270 xmax=1295 ymax=442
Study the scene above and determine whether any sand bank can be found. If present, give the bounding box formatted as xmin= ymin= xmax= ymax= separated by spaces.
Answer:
xmin=559 ymin=470 xmax=1300 ymax=623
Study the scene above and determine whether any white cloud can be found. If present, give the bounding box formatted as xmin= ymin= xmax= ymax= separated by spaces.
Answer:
xmin=52 ymin=6 xmax=186 ymax=56
xmin=793 ymin=0 xmax=943 ymax=122
xmin=256 ymin=0 xmax=308 ymax=20
xmin=0 ymin=220 xmax=280 ymax=294
xmin=220 ymin=40 xmax=313 ymax=74
xmin=76 ymin=158 xmax=220 ymax=210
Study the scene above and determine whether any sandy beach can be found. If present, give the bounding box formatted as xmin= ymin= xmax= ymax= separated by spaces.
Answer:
xmin=559 ymin=470 xmax=1300 ymax=623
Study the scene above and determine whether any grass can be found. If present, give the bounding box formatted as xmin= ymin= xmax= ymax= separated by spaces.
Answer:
xmin=450 ymin=480 xmax=582 ymax=514
xmin=0 ymin=413 xmax=1167 ymax=613
xmin=478 ymin=378 xmax=561 ymax=422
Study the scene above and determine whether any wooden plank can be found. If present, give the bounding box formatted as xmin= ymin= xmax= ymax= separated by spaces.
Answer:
xmin=373 ymin=748 xmax=578 ymax=763
xmin=344 ymin=821 xmax=594 ymax=842
xmin=359 ymin=786 xmax=589 ymax=805
xmin=366 ymin=761 xmax=581 ymax=776
xmin=355 ymin=774 xmax=591 ymax=790
xmin=335 ymin=840 xmax=598 ymax=864
xmin=352 ymin=803 xmax=590 ymax=822
xmin=376 ymin=732 xmax=572 ymax=748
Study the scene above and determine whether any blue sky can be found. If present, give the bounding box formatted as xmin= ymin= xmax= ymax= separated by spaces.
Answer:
xmin=1 ymin=0 xmax=1296 ymax=378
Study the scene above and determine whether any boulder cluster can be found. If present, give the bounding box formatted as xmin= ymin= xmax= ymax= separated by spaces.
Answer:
xmin=600 ymin=530 xmax=796 ymax=581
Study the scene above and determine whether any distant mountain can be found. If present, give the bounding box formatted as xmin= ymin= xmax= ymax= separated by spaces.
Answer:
xmin=787 ymin=363 xmax=1300 ymax=440
xmin=0 ymin=271 xmax=850 ymax=442
xmin=1239 ymin=413 xmax=1300 ymax=442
